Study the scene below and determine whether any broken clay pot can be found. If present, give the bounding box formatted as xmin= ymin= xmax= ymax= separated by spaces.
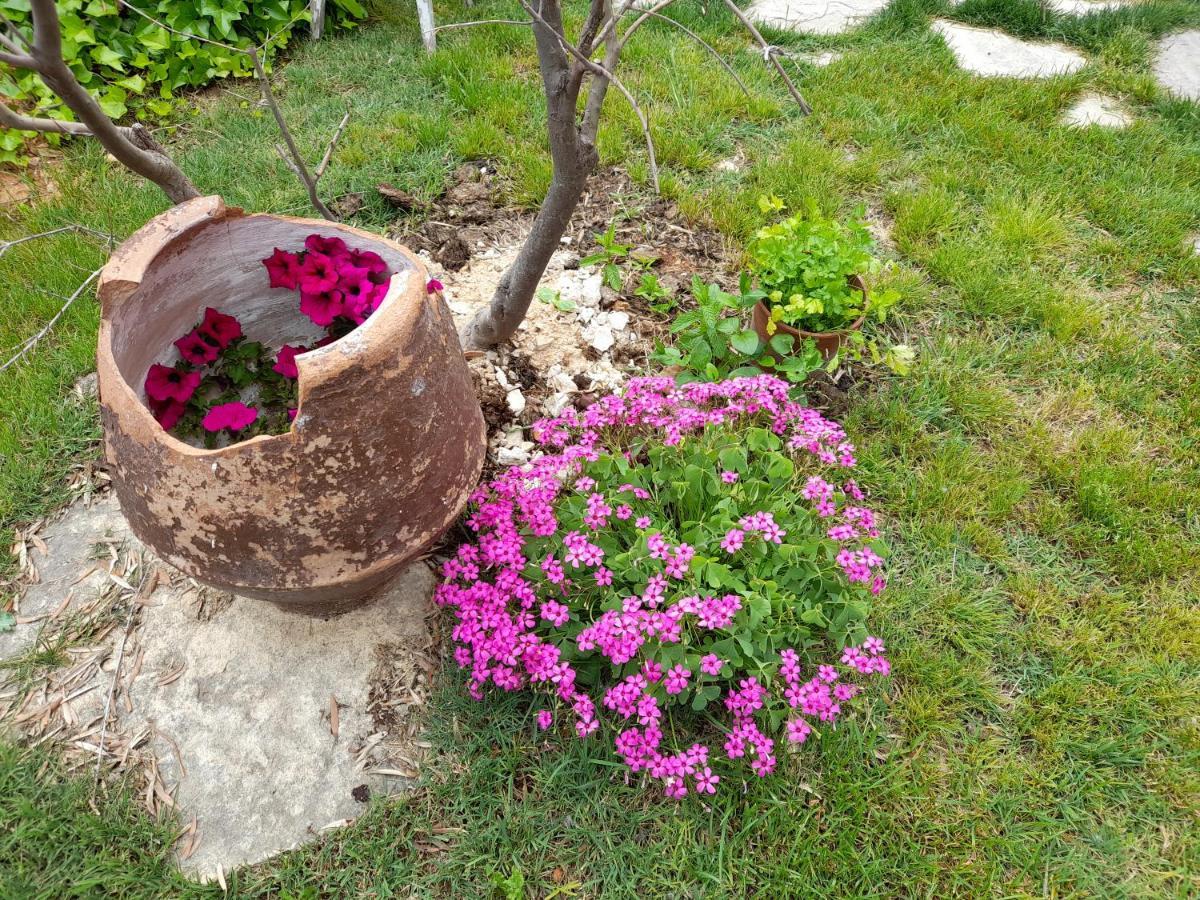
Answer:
xmin=97 ymin=196 xmax=485 ymax=615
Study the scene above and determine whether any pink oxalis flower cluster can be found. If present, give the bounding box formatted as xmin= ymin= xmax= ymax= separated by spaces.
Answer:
xmin=436 ymin=375 xmax=892 ymax=799
xmin=143 ymin=233 xmax=392 ymax=442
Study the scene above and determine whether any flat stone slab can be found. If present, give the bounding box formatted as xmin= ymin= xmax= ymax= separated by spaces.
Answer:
xmin=1061 ymin=92 xmax=1132 ymax=127
xmin=932 ymin=19 xmax=1087 ymax=78
xmin=1153 ymin=31 xmax=1200 ymax=101
xmin=0 ymin=493 xmax=435 ymax=880
xmin=746 ymin=0 xmax=892 ymax=35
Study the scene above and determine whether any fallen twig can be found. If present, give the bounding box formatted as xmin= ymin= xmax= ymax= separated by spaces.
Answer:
xmin=0 ymin=269 xmax=100 ymax=375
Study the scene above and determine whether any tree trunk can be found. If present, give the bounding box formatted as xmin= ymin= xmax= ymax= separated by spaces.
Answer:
xmin=461 ymin=0 xmax=597 ymax=349
xmin=461 ymin=155 xmax=594 ymax=348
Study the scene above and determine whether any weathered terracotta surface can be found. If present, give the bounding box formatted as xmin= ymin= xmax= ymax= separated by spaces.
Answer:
xmin=751 ymin=274 xmax=869 ymax=361
xmin=97 ymin=196 xmax=486 ymax=615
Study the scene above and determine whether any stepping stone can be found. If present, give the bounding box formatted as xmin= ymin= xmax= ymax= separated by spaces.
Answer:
xmin=746 ymin=0 xmax=892 ymax=35
xmin=1045 ymin=0 xmax=1129 ymax=14
xmin=1153 ymin=31 xmax=1200 ymax=101
xmin=0 ymin=493 xmax=436 ymax=878
xmin=799 ymin=49 xmax=842 ymax=66
xmin=932 ymin=19 xmax=1087 ymax=78
xmin=1061 ymin=92 xmax=1132 ymax=127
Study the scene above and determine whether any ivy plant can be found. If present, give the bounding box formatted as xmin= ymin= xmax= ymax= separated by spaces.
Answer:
xmin=0 ymin=0 xmax=366 ymax=163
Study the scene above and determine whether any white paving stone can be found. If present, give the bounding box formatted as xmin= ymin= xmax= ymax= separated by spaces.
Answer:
xmin=746 ymin=0 xmax=891 ymax=35
xmin=1153 ymin=30 xmax=1200 ymax=102
xmin=1061 ymin=92 xmax=1132 ymax=128
xmin=932 ymin=19 xmax=1087 ymax=78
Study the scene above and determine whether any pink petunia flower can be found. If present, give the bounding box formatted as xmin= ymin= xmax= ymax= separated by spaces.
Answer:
xmin=263 ymin=248 xmax=302 ymax=290
xmin=273 ymin=344 xmax=305 ymax=379
xmin=145 ymin=364 xmax=200 ymax=405
xmin=150 ymin=398 xmax=186 ymax=430
xmin=299 ymin=288 xmax=345 ymax=327
xmin=304 ymin=234 xmax=348 ymax=259
xmin=341 ymin=279 xmax=377 ymax=324
xmin=202 ymin=401 xmax=258 ymax=433
xmin=174 ymin=330 xmax=220 ymax=366
xmin=298 ymin=252 xmax=340 ymax=294
xmin=197 ymin=307 xmax=242 ymax=349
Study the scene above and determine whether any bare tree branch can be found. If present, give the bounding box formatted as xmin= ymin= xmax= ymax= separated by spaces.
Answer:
xmin=462 ymin=0 xmax=597 ymax=349
xmin=249 ymin=47 xmax=335 ymax=221
xmin=111 ymin=0 xmax=339 ymax=216
xmin=720 ymin=0 xmax=812 ymax=115
xmin=619 ymin=0 xmax=678 ymax=44
xmin=0 ymin=101 xmax=91 ymax=135
xmin=4 ymin=0 xmax=202 ymax=203
xmin=0 ymin=49 xmax=33 ymax=67
xmin=520 ymin=0 xmax=659 ymax=192
xmin=619 ymin=9 xmax=750 ymax=101
xmin=433 ymin=19 xmax=530 ymax=34
xmin=314 ymin=108 xmax=351 ymax=180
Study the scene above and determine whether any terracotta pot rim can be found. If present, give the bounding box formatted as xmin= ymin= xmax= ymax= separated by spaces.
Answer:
xmin=97 ymin=196 xmax=426 ymax=461
xmin=753 ymin=301 xmax=867 ymax=340
xmin=752 ymin=272 xmax=869 ymax=341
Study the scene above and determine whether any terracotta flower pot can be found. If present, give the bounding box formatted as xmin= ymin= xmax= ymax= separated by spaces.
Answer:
xmin=97 ymin=196 xmax=486 ymax=616
xmin=750 ymin=274 xmax=869 ymax=361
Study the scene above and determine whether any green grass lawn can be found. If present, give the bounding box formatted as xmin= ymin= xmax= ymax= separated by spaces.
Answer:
xmin=2 ymin=0 xmax=1199 ymax=896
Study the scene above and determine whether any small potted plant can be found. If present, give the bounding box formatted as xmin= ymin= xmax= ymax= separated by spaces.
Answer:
xmin=747 ymin=198 xmax=898 ymax=362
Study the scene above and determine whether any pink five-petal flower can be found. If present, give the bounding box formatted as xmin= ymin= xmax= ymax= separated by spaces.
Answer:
xmin=304 ymin=234 xmax=349 ymax=259
xmin=721 ymin=470 xmax=739 ymax=484
xmin=202 ymin=401 xmax=258 ymax=433
xmin=700 ymin=653 xmax=723 ymax=676
xmin=299 ymin=288 xmax=345 ymax=327
xmin=298 ymin=252 xmax=340 ymax=294
xmin=263 ymin=248 xmax=302 ymax=290
xmin=145 ymin=364 xmax=200 ymax=405
xmin=536 ymin=710 xmax=553 ymax=730
xmin=663 ymin=665 xmax=691 ymax=695
xmin=174 ymin=330 xmax=220 ymax=366
xmin=720 ymin=528 xmax=744 ymax=554
xmin=635 ymin=516 xmax=651 ymax=529
xmin=150 ymin=398 xmax=186 ymax=430
xmin=273 ymin=345 xmax=305 ymax=379
xmin=198 ymin=307 xmax=242 ymax=349
xmin=693 ymin=767 xmax=719 ymax=794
